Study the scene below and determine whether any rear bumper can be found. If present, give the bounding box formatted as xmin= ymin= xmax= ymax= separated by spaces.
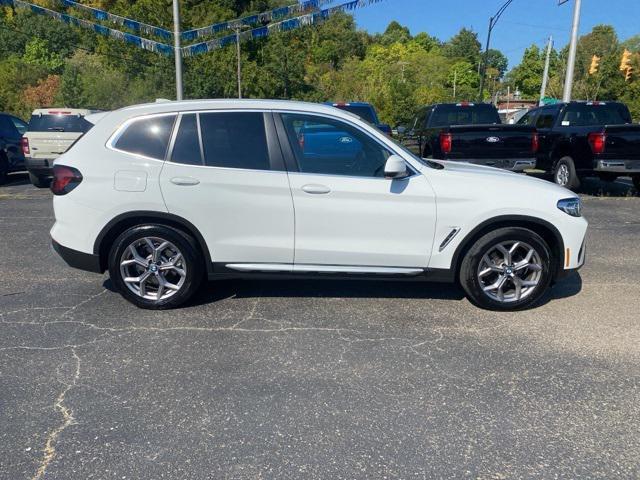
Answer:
xmin=453 ymin=158 xmax=536 ymax=172
xmin=52 ymin=239 xmax=103 ymax=273
xmin=594 ymin=160 xmax=640 ymax=174
xmin=25 ymin=157 xmax=54 ymax=177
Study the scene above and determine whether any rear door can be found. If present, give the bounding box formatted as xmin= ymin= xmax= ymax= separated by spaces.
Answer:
xmin=159 ymin=110 xmax=295 ymax=267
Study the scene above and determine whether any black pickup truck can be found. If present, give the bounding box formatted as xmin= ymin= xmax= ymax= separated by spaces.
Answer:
xmin=399 ymin=103 xmax=538 ymax=171
xmin=517 ymin=101 xmax=640 ymax=190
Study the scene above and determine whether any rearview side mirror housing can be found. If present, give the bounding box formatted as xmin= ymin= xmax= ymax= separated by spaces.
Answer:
xmin=384 ymin=155 xmax=408 ymax=179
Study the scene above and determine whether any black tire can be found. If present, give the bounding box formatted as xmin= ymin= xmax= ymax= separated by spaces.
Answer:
xmin=553 ymin=156 xmax=581 ymax=191
xmin=459 ymin=227 xmax=554 ymax=311
xmin=108 ymin=225 xmax=204 ymax=309
xmin=0 ymin=155 xmax=8 ymax=185
xmin=29 ymin=172 xmax=50 ymax=188
xmin=632 ymin=175 xmax=640 ymax=192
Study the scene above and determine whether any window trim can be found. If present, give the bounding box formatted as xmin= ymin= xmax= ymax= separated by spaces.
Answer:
xmin=273 ymin=110 xmax=418 ymax=180
xmin=107 ymin=112 xmax=178 ymax=162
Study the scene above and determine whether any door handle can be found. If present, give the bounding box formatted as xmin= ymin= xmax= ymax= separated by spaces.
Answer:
xmin=170 ymin=176 xmax=200 ymax=186
xmin=301 ymin=184 xmax=331 ymax=194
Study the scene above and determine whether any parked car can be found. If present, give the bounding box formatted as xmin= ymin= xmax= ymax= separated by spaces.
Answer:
xmin=400 ymin=102 xmax=538 ymax=172
xmin=22 ymin=108 xmax=98 ymax=187
xmin=325 ymin=102 xmax=392 ymax=135
xmin=50 ymin=99 xmax=587 ymax=311
xmin=517 ymin=101 xmax=640 ymax=190
xmin=0 ymin=113 xmax=28 ymax=184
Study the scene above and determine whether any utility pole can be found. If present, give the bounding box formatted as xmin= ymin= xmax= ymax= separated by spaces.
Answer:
xmin=478 ymin=0 xmax=515 ymax=102
xmin=235 ymin=25 xmax=243 ymax=99
xmin=172 ymin=0 xmax=183 ymax=100
xmin=562 ymin=0 xmax=582 ymax=102
xmin=539 ymin=36 xmax=553 ymax=105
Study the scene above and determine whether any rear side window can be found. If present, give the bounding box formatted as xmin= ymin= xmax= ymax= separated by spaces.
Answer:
xmin=171 ymin=114 xmax=202 ymax=165
xmin=199 ymin=112 xmax=270 ymax=170
xmin=114 ymin=115 xmax=176 ymax=160
xmin=430 ymin=105 xmax=500 ymax=127
xmin=535 ymin=111 xmax=556 ymax=129
xmin=517 ymin=111 xmax=536 ymax=126
xmin=560 ymin=104 xmax=631 ymax=126
xmin=28 ymin=114 xmax=93 ymax=133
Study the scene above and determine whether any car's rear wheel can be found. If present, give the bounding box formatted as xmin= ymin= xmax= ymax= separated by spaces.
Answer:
xmin=29 ymin=172 xmax=50 ymax=188
xmin=460 ymin=227 xmax=554 ymax=311
xmin=553 ymin=156 xmax=581 ymax=191
xmin=108 ymin=225 xmax=204 ymax=309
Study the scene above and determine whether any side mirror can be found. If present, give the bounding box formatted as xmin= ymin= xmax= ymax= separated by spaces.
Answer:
xmin=396 ymin=126 xmax=407 ymax=135
xmin=384 ymin=155 xmax=408 ymax=179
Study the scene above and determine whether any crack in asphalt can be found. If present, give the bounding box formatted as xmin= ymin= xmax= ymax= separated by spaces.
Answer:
xmin=31 ymin=348 xmax=81 ymax=480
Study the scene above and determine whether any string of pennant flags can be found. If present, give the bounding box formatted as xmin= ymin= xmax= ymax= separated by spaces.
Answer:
xmin=0 ymin=0 xmax=386 ymax=57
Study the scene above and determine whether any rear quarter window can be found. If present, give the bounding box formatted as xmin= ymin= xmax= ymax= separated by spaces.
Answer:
xmin=113 ymin=115 xmax=176 ymax=160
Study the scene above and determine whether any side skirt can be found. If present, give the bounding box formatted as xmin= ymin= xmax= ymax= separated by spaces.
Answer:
xmin=207 ymin=263 xmax=455 ymax=283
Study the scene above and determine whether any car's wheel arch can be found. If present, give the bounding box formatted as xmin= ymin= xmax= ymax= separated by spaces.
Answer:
xmin=450 ymin=215 xmax=565 ymax=282
xmin=94 ymin=211 xmax=212 ymax=275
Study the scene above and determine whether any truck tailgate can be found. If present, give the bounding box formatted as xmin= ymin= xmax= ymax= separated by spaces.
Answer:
xmin=447 ymin=125 xmax=535 ymax=160
xmin=602 ymin=125 xmax=640 ymax=161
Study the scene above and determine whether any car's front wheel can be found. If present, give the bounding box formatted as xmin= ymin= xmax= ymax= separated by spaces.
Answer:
xmin=459 ymin=227 xmax=554 ymax=311
xmin=108 ymin=225 xmax=204 ymax=309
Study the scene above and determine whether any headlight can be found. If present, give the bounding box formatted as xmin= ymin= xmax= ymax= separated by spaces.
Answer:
xmin=557 ymin=197 xmax=582 ymax=217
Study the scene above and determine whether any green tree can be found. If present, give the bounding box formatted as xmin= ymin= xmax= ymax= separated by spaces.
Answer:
xmin=443 ymin=28 xmax=481 ymax=65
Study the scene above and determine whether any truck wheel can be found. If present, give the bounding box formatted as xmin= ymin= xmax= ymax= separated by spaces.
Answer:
xmin=29 ymin=172 xmax=50 ymax=188
xmin=632 ymin=175 xmax=640 ymax=192
xmin=553 ymin=156 xmax=581 ymax=191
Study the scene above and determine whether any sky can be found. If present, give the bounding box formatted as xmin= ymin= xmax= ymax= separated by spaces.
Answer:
xmin=345 ymin=0 xmax=640 ymax=70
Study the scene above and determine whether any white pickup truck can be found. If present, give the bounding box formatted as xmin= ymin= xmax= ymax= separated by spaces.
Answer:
xmin=22 ymin=108 xmax=99 ymax=187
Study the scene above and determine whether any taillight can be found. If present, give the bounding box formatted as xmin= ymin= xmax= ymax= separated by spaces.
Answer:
xmin=51 ymin=165 xmax=83 ymax=195
xmin=439 ymin=132 xmax=452 ymax=155
xmin=531 ymin=132 xmax=539 ymax=153
xmin=21 ymin=137 xmax=30 ymax=155
xmin=588 ymin=132 xmax=606 ymax=154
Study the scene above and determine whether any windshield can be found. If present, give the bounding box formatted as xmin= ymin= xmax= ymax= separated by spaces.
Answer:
xmin=431 ymin=104 xmax=500 ymax=127
xmin=28 ymin=114 xmax=93 ymax=133
xmin=332 ymin=105 xmax=377 ymax=124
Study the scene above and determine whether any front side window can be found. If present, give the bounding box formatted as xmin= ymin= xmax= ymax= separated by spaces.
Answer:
xmin=281 ymin=113 xmax=391 ymax=178
xmin=11 ymin=117 xmax=28 ymax=135
xmin=114 ymin=115 xmax=176 ymax=160
xmin=517 ymin=111 xmax=536 ymax=126
xmin=199 ymin=112 xmax=270 ymax=170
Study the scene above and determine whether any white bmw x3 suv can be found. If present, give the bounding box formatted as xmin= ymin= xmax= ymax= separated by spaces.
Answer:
xmin=50 ymin=100 xmax=587 ymax=311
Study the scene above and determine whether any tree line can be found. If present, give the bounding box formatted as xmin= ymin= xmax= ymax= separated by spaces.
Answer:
xmin=1 ymin=0 xmax=639 ymax=125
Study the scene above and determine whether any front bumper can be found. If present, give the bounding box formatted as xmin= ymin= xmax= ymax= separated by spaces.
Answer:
xmin=25 ymin=157 xmax=54 ymax=177
xmin=52 ymin=239 xmax=103 ymax=273
xmin=457 ymin=158 xmax=536 ymax=172
xmin=594 ymin=159 xmax=640 ymax=174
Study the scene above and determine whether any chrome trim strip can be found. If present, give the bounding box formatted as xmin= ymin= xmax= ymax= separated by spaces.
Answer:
xmin=225 ymin=263 xmax=424 ymax=275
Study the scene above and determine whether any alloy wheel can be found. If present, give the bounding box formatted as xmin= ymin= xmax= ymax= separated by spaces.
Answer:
xmin=119 ymin=237 xmax=186 ymax=301
xmin=477 ymin=240 xmax=543 ymax=303
xmin=556 ymin=164 xmax=570 ymax=186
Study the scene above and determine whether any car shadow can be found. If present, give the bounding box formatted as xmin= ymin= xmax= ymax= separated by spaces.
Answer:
xmin=189 ymin=272 xmax=583 ymax=309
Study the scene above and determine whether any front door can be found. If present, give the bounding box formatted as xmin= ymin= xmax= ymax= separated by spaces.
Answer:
xmin=160 ymin=111 xmax=294 ymax=266
xmin=276 ymin=112 xmax=437 ymax=269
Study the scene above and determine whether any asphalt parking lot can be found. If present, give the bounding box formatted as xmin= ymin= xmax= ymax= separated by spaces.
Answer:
xmin=1 ymin=173 xmax=639 ymax=479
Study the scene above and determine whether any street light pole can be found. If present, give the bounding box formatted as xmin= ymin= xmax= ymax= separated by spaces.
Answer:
xmin=478 ymin=0 xmax=515 ymax=102
xmin=172 ymin=0 xmax=183 ymax=100
xmin=235 ymin=25 xmax=242 ymax=99
xmin=562 ymin=0 xmax=582 ymax=102
xmin=539 ymin=36 xmax=553 ymax=105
